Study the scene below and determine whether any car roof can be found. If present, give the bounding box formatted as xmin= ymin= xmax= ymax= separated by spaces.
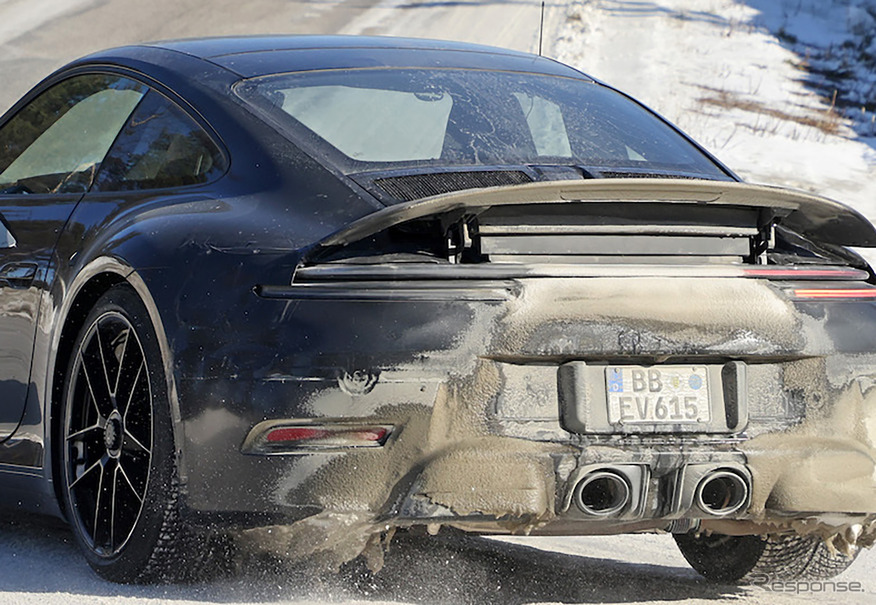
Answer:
xmin=139 ymin=35 xmax=593 ymax=80
xmin=148 ymin=35 xmax=534 ymax=60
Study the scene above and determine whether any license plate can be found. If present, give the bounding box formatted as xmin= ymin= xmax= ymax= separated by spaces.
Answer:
xmin=605 ymin=366 xmax=711 ymax=424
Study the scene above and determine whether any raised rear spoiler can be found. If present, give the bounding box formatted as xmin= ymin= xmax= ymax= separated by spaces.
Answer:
xmin=319 ymin=178 xmax=876 ymax=248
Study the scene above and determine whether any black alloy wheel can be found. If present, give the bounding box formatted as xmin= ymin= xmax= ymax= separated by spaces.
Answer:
xmin=61 ymin=285 xmax=184 ymax=582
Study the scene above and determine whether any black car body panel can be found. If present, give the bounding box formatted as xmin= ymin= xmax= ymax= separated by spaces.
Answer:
xmin=0 ymin=35 xmax=875 ymax=577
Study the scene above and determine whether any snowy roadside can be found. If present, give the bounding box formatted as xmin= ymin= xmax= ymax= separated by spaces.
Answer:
xmin=555 ymin=0 xmax=876 ymax=226
xmin=3 ymin=509 xmax=874 ymax=605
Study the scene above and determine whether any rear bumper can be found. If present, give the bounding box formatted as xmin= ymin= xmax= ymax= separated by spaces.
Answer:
xmin=170 ymin=275 xmax=876 ymax=535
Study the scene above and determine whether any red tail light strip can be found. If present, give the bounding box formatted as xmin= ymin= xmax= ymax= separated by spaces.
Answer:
xmin=792 ymin=289 xmax=876 ymax=300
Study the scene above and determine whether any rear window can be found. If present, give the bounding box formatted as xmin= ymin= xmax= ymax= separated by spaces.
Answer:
xmin=236 ymin=68 xmax=727 ymax=179
xmin=280 ymin=85 xmax=452 ymax=162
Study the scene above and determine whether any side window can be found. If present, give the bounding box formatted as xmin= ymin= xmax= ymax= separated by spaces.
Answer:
xmin=94 ymin=92 xmax=227 ymax=191
xmin=0 ymin=74 xmax=147 ymax=195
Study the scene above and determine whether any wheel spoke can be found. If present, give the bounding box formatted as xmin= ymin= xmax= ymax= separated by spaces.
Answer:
xmin=79 ymin=348 xmax=112 ymax=420
xmin=92 ymin=458 xmax=107 ymax=540
xmin=124 ymin=428 xmax=151 ymax=455
xmin=69 ymin=457 xmax=102 ymax=489
xmin=117 ymin=462 xmax=144 ymax=505
xmin=66 ymin=422 xmax=103 ymax=442
xmin=95 ymin=323 xmax=115 ymax=402
xmin=120 ymin=447 xmax=149 ymax=492
xmin=112 ymin=459 xmax=145 ymax=552
xmin=78 ymin=351 xmax=102 ymax=420
xmin=113 ymin=328 xmax=129 ymax=397
xmin=121 ymin=360 xmax=145 ymax=422
xmin=110 ymin=462 xmax=119 ymax=551
xmin=122 ymin=357 xmax=152 ymax=456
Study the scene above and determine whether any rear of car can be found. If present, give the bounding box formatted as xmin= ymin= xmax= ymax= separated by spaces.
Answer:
xmin=242 ymin=176 xmax=876 ymax=581
xmin=227 ymin=53 xmax=876 ymax=578
xmin=3 ymin=36 xmax=873 ymax=584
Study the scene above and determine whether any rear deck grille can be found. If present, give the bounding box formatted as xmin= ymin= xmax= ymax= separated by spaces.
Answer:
xmin=374 ymin=170 xmax=532 ymax=202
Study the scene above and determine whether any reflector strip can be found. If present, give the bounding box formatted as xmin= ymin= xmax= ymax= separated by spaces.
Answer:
xmin=242 ymin=422 xmax=393 ymax=454
xmin=266 ymin=427 xmax=329 ymax=442
xmin=265 ymin=426 xmax=387 ymax=443
xmin=792 ymin=289 xmax=876 ymax=299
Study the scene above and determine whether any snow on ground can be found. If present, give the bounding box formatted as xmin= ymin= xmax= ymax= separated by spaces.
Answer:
xmin=4 ymin=510 xmax=876 ymax=604
xmin=3 ymin=0 xmax=876 ymax=604
xmin=555 ymin=0 xmax=876 ymax=264
xmin=556 ymin=0 xmax=876 ymax=215
xmin=745 ymin=0 xmax=876 ymax=137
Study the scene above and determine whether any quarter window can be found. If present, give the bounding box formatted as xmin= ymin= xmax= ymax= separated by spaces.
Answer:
xmin=0 ymin=74 xmax=147 ymax=194
xmin=94 ymin=92 xmax=227 ymax=191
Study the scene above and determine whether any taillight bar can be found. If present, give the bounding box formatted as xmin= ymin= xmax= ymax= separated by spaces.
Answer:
xmin=744 ymin=267 xmax=869 ymax=280
xmin=242 ymin=421 xmax=393 ymax=455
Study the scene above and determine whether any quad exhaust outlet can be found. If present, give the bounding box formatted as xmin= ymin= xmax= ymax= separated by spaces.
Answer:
xmin=695 ymin=469 xmax=749 ymax=516
xmin=573 ymin=470 xmax=632 ymax=517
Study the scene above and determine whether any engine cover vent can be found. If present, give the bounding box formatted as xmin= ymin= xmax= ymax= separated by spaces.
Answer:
xmin=599 ymin=171 xmax=701 ymax=180
xmin=374 ymin=170 xmax=532 ymax=202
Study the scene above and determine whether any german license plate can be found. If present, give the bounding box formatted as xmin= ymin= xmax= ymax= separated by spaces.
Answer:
xmin=605 ymin=366 xmax=711 ymax=424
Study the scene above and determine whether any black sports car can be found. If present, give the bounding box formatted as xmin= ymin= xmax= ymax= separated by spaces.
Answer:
xmin=2 ymin=35 xmax=875 ymax=584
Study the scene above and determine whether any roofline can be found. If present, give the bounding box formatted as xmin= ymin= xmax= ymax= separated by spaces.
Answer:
xmin=143 ymin=34 xmax=542 ymax=60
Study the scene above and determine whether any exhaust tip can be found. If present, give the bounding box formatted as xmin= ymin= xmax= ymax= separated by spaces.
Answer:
xmin=574 ymin=471 xmax=631 ymax=517
xmin=695 ymin=470 xmax=749 ymax=516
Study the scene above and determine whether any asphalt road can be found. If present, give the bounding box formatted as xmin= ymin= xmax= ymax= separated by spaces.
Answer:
xmin=0 ymin=0 xmax=562 ymax=114
xmin=0 ymin=0 xmax=378 ymax=113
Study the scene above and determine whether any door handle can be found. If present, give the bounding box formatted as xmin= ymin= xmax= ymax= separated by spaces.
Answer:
xmin=0 ymin=262 xmax=37 ymax=287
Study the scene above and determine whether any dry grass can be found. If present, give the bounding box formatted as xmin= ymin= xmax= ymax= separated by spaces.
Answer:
xmin=697 ymin=85 xmax=843 ymax=136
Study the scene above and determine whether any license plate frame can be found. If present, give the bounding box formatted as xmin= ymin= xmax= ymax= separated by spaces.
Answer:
xmin=605 ymin=365 xmax=711 ymax=425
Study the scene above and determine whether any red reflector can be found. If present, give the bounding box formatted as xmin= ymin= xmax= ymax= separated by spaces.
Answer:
xmin=793 ymin=289 xmax=876 ymax=299
xmin=349 ymin=428 xmax=388 ymax=442
xmin=264 ymin=425 xmax=388 ymax=444
xmin=266 ymin=427 xmax=330 ymax=442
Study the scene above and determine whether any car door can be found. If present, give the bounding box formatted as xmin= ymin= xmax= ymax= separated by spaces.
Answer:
xmin=0 ymin=73 xmax=147 ymax=440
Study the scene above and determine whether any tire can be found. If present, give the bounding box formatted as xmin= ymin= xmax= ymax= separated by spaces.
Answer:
xmin=674 ymin=532 xmax=859 ymax=584
xmin=60 ymin=284 xmax=189 ymax=583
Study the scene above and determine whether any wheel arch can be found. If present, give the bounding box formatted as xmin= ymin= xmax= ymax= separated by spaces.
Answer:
xmin=47 ymin=257 xmax=185 ymax=510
